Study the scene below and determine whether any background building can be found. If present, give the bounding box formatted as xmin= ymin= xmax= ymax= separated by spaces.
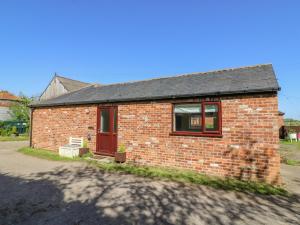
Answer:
xmin=40 ymin=74 xmax=90 ymax=101
xmin=0 ymin=91 xmax=19 ymax=121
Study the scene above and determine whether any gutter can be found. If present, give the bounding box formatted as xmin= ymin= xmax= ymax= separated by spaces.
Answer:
xmin=29 ymin=87 xmax=280 ymax=108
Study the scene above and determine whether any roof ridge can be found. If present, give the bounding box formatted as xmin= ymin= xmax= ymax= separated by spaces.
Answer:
xmin=31 ymin=63 xmax=278 ymax=108
xmin=55 ymin=74 xmax=90 ymax=85
xmin=94 ymin=63 xmax=273 ymax=89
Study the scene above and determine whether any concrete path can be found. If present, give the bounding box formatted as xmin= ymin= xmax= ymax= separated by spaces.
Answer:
xmin=0 ymin=142 xmax=300 ymax=225
xmin=281 ymin=164 xmax=300 ymax=195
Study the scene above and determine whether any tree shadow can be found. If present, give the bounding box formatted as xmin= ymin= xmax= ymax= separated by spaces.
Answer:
xmin=223 ymin=130 xmax=282 ymax=184
xmin=1 ymin=165 xmax=300 ymax=225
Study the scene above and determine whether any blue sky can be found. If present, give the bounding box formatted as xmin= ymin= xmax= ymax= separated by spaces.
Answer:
xmin=0 ymin=0 xmax=299 ymax=119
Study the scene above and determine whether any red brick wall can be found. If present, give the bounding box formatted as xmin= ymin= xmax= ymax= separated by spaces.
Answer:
xmin=117 ymin=93 xmax=280 ymax=184
xmin=278 ymin=114 xmax=285 ymax=128
xmin=31 ymin=105 xmax=97 ymax=151
xmin=31 ymin=93 xmax=280 ymax=184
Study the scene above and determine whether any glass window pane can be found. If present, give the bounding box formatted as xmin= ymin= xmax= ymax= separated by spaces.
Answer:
xmin=205 ymin=104 xmax=219 ymax=131
xmin=174 ymin=104 xmax=201 ymax=113
xmin=101 ymin=109 xmax=110 ymax=132
xmin=113 ymin=109 xmax=117 ymax=133
xmin=174 ymin=104 xmax=202 ymax=132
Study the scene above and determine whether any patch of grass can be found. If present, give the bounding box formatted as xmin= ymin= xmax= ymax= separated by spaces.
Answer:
xmin=0 ymin=135 xmax=29 ymax=142
xmin=87 ymin=161 xmax=288 ymax=196
xmin=285 ymin=159 xmax=300 ymax=166
xmin=18 ymin=147 xmax=85 ymax=162
xmin=18 ymin=147 xmax=288 ymax=196
xmin=280 ymin=140 xmax=300 ymax=147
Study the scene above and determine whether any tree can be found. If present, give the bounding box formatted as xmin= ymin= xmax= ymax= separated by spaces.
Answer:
xmin=9 ymin=94 xmax=33 ymax=123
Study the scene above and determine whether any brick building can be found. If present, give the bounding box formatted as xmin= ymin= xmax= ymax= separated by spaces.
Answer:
xmin=0 ymin=91 xmax=19 ymax=121
xmin=30 ymin=64 xmax=281 ymax=184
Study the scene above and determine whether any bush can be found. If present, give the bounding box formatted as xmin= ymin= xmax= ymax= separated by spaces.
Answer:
xmin=11 ymin=126 xmax=18 ymax=135
xmin=1 ymin=129 xmax=11 ymax=136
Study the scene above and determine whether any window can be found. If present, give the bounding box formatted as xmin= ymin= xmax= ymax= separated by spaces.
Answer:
xmin=100 ymin=109 xmax=110 ymax=132
xmin=174 ymin=104 xmax=202 ymax=132
xmin=172 ymin=102 xmax=221 ymax=136
xmin=204 ymin=104 xmax=219 ymax=132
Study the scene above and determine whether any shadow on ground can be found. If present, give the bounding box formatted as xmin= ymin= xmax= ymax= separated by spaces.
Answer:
xmin=1 ymin=165 xmax=300 ymax=225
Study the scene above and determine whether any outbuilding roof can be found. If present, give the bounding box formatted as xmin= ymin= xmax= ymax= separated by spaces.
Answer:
xmin=30 ymin=64 xmax=280 ymax=108
xmin=55 ymin=75 xmax=90 ymax=92
xmin=0 ymin=91 xmax=19 ymax=101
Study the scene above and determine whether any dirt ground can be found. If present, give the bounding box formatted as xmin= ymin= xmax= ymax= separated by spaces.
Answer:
xmin=279 ymin=142 xmax=300 ymax=161
xmin=0 ymin=141 xmax=300 ymax=225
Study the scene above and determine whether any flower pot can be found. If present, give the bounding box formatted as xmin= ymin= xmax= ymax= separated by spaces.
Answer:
xmin=79 ymin=148 xmax=89 ymax=157
xmin=115 ymin=152 xmax=126 ymax=163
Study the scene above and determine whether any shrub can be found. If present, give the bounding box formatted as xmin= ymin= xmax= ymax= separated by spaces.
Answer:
xmin=11 ymin=126 xmax=18 ymax=135
xmin=118 ymin=144 xmax=126 ymax=153
xmin=1 ymin=129 xmax=11 ymax=136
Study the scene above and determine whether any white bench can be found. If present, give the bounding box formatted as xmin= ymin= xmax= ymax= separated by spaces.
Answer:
xmin=288 ymin=133 xmax=298 ymax=142
xmin=59 ymin=137 xmax=84 ymax=158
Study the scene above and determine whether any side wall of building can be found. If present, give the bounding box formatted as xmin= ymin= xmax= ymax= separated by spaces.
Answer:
xmin=31 ymin=93 xmax=280 ymax=184
xmin=118 ymin=93 xmax=280 ymax=184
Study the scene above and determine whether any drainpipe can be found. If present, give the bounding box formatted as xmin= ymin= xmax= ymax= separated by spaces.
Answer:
xmin=29 ymin=108 xmax=33 ymax=148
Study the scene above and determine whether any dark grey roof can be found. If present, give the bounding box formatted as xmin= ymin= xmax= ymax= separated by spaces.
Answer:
xmin=56 ymin=75 xmax=90 ymax=92
xmin=30 ymin=64 xmax=280 ymax=108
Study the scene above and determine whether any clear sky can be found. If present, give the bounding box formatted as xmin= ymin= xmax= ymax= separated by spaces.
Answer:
xmin=0 ymin=0 xmax=299 ymax=119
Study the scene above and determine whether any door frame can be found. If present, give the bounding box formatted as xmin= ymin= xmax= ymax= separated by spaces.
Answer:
xmin=96 ymin=105 xmax=118 ymax=156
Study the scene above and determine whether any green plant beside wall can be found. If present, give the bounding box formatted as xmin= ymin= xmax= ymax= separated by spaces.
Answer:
xmin=83 ymin=140 xmax=88 ymax=148
xmin=115 ymin=144 xmax=126 ymax=163
xmin=118 ymin=144 xmax=126 ymax=153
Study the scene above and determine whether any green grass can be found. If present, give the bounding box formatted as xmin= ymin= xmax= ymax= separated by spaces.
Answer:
xmin=280 ymin=140 xmax=300 ymax=145
xmin=18 ymin=147 xmax=288 ymax=196
xmin=0 ymin=135 xmax=29 ymax=142
xmin=88 ymin=161 xmax=288 ymax=196
xmin=18 ymin=147 xmax=91 ymax=162
xmin=279 ymin=141 xmax=300 ymax=166
xmin=284 ymin=159 xmax=300 ymax=166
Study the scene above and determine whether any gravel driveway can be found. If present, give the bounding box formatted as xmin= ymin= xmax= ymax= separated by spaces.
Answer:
xmin=0 ymin=141 xmax=300 ymax=225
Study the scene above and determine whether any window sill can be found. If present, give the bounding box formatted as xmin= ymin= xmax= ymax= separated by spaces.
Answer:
xmin=169 ymin=132 xmax=223 ymax=138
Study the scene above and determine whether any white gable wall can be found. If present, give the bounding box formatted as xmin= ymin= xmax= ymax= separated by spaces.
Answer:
xmin=40 ymin=77 xmax=68 ymax=101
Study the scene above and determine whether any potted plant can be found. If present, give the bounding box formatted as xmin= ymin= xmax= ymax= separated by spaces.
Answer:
xmin=79 ymin=140 xmax=90 ymax=157
xmin=115 ymin=144 xmax=126 ymax=163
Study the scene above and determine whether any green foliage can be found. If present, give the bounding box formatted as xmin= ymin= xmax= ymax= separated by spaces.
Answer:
xmin=89 ymin=162 xmax=288 ymax=196
xmin=284 ymin=118 xmax=300 ymax=126
xmin=285 ymin=159 xmax=300 ymax=166
xmin=81 ymin=151 xmax=94 ymax=158
xmin=0 ymin=129 xmax=11 ymax=136
xmin=9 ymin=94 xmax=33 ymax=124
xmin=118 ymin=144 xmax=126 ymax=153
xmin=11 ymin=126 xmax=17 ymax=135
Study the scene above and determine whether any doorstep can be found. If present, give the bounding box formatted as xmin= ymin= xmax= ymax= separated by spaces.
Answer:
xmin=90 ymin=155 xmax=115 ymax=163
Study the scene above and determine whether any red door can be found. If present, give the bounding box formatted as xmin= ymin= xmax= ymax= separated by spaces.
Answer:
xmin=96 ymin=106 xmax=117 ymax=156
